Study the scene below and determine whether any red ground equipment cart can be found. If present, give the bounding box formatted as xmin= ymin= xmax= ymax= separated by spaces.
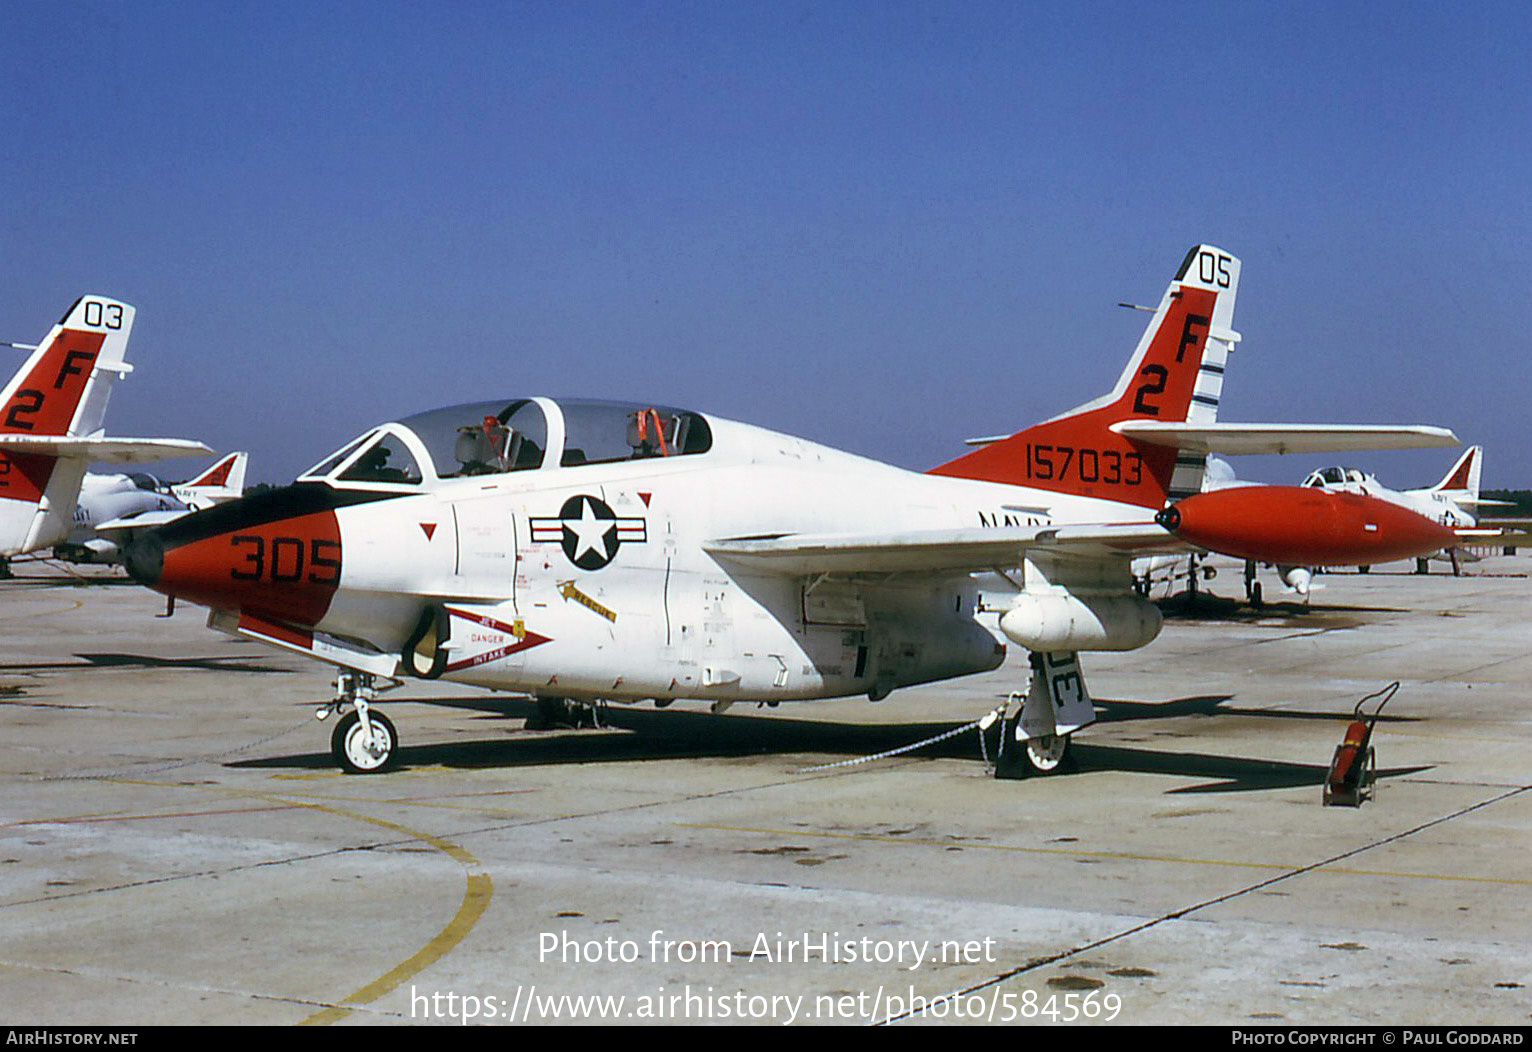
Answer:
xmin=1324 ymin=681 xmax=1399 ymax=807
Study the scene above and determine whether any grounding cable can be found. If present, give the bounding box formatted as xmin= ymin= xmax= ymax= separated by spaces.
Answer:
xmin=795 ymin=703 xmax=1009 ymax=775
xmin=35 ymin=718 xmax=317 ymax=783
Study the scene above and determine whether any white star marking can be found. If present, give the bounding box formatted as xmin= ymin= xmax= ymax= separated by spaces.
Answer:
xmin=565 ymin=497 xmax=615 ymax=561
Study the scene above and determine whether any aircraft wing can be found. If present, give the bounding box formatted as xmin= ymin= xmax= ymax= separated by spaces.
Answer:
xmin=0 ymin=436 xmax=214 ymax=464
xmin=96 ymin=509 xmax=189 ymax=533
xmin=705 ymin=522 xmax=1181 ymax=576
xmin=1110 ymin=422 xmax=1458 ymax=455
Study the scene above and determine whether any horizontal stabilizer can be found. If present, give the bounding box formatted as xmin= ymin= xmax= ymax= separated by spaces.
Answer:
xmin=96 ymin=509 xmax=187 ymax=533
xmin=706 ymin=522 xmax=1182 ymax=576
xmin=0 ymin=435 xmax=214 ymax=464
xmin=1111 ymin=422 xmax=1458 ymax=455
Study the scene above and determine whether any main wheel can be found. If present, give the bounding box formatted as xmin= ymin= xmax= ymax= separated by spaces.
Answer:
xmin=1024 ymin=733 xmax=1074 ymax=774
xmin=331 ymin=710 xmax=398 ymax=774
xmin=525 ymin=695 xmax=573 ymax=730
xmin=995 ymin=716 xmax=1076 ymax=779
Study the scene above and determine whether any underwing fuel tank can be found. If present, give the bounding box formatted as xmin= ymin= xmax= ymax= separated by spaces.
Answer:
xmin=1154 ymin=486 xmax=1458 ymax=566
xmin=998 ymin=593 xmax=1162 ymax=652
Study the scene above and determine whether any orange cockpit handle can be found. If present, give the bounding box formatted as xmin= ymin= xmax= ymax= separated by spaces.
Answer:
xmin=636 ymin=408 xmax=670 ymax=457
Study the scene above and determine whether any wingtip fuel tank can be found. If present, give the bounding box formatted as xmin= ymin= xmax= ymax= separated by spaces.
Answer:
xmin=1155 ymin=486 xmax=1458 ymax=566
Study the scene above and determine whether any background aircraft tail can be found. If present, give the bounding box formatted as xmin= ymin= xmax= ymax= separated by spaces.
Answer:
xmin=1427 ymin=445 xmax=1481 ymax=502
xmin=930 ymin=245 xmax=1242 ymax=509
xmin=178 ymin=451 xmax=248 ymax=507
xmin=0 ymin=297 xmax=136 ymax=556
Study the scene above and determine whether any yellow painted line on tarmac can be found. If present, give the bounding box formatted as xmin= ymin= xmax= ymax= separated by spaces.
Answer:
xmin=235 ymin=793 xmax=494 ymax=1027
xmin=0 ymin=597 xmax=85 ymax=621
xmin=15 ymin=803 xmax=301 ymax=826
xmin=111 ymin=778 xmax=492 ymax=1026
xmin=296 ymin=803 xmax=491 ymax=1026
xmin=682 ymin=823 xmax=1532 ymax=888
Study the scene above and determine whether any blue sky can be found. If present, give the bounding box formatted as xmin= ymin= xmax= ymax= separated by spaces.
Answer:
xmin=3 ymin=1 xmax=1528 ymax=488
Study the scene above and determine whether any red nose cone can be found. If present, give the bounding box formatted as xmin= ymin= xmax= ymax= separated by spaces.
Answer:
xmin=1159 ymin=487 xmax=1458 ymax=566
xmin=125 ymin=486 xmax=345 ymax=627
xmin=157 ymin=511 xmax=342 ymax=625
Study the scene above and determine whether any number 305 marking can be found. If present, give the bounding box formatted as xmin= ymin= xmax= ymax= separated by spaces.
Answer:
xmin=230 ymin=535 xmax=341 ymax=585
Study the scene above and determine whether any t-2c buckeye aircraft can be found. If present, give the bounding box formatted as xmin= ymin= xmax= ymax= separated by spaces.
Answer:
xmin=122 ymin=246 xmax=1461 ymax=775
xmin=0 ymin=297 xmax=212 ymax=575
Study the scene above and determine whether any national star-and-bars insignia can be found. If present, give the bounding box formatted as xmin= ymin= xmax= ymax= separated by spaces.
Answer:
xmin=529 ymin=494 xmax=647 ymax=570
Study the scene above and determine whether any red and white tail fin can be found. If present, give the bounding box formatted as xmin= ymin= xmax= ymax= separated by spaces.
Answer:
xmin=0 ymin=297 xmax=136 ymax=556
xmin=176 ymin=451 xmax=248 ymax=508
xmin=1429 ymin=445 xmax=1481 ymax=502
xmin=930 ymin=245 xmax=1241 ymax=509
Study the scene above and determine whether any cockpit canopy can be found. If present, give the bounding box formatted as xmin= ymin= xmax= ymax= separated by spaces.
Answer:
xmin=298 ymin=397 xmax=713 ymax=488
xmin=1303 ymin=466 xmax=1369 ymax=488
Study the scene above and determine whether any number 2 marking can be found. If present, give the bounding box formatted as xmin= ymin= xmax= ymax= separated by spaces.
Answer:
xmin=1132 ymin=364 xmax=1167 ymax=415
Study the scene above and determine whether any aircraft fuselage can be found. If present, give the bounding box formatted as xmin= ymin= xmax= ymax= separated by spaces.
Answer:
xmin=130 ymin=410 xmax=1154 ymax=706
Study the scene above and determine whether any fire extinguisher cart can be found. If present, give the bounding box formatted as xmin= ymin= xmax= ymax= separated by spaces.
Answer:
xmin=1324 ymin=682 xmax=1398 ymax=807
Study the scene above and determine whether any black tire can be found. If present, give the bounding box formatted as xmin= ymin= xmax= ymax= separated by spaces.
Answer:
xmin=1023 ymin=733 xmax=1074 ymax=775
xmin=330 ymin=710 xmax=398 ymax=774
xmin=995 ymin=717 xmax=1075 ymax=779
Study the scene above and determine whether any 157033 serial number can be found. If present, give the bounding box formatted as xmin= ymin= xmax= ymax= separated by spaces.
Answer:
xmin=1023 ymin=444 xmax=1143 ymax=485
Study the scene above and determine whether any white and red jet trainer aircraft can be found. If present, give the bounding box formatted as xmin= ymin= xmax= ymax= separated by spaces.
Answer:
xmin=1299 ymin=446 xmax=1490 ymax=533
xmin=59 ymin=451 xmax=249 ymax=564
xmin=124 ymin=246 xmax=1460 ymax=775
xmin=1 ymin=297 xmax=212 ymax=575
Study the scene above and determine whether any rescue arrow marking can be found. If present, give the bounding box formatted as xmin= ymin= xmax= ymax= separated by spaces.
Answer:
xmin=558 ymin=580 xmax=617 ymax=623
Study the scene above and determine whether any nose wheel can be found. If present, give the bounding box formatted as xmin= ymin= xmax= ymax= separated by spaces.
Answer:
xmin=320 ymin=670 xmax=402 ymax=774
xmin=331 ymin=710 xmax=398 ymax=773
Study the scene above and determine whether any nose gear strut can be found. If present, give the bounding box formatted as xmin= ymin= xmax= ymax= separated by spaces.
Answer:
xmin=318 ymin=671 xmax=402 ymax=773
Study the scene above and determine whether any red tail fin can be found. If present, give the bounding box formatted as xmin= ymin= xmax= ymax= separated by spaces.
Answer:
xmin=0 ymin=297 xmax=135 ymax=555
xmin=1431 ymin=445 xmax=1480 ymax=497
xmin=930 ymin=245 xmax=1241 ymax=509
xmin=188 ymin=453 xmax=238 ymax=489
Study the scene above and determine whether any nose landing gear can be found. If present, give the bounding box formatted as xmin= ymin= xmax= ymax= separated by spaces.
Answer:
xmin=318 ymin=671 xmax=402 ymax=773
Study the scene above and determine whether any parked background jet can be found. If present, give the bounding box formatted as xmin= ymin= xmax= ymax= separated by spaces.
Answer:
xmin=56 ymin=451 xmax=249 ymax=564
xmin=0 ymin=297 xmax=212 ymax=576
xmin=1175 ymin=449 xmax=1493 ymax=604
xmin=1300 ymin=445 xmax=1487 ymax=530
xmin=123 ymin=246 xmax=1459 ymax=776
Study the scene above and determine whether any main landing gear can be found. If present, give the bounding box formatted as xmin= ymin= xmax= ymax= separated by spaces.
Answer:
xmin=318 ymin=671 xmax=401 ymax=774
xmin=1019 ymin=731 xmax=1073 ymax=774
xmin=992 ymin=652 xmax=1092 ymax=779
xmin=994 ymin=716 xmax=1076 ymax=779
xmin=524 ymin=695 xmax=605 ymax=730
xmin=1244 ymin=560 xmax=1264 ymax=608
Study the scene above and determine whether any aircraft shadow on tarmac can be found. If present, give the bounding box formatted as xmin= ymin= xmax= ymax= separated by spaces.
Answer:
xmin=1094 ymin=694 xmax=1420 ymax=727
xmin=230 ymin=695 xmax=1430 ymax=794
xmin=0 ymin=652 xmax=296 ymax=675
xmin=1153 ymin=591 xmax=1408 ymax=623
xmin=1 ymin=566 xmax=142 ymax=587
